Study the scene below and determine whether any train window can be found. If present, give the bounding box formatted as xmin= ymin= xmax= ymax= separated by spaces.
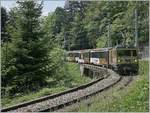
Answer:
xmin=74 ymin=53 xmax=79 ymax=57
xmin=83 ymin=52 xmax=90 ymax=58
xmin=100 ymin=52 xmax=108 ymax=58
xmin=91 ymin=51 xmax=108 ymax=58
xmin=71 ymin=53 xmax=74 ymax=57
xmin=117 ymin=50 xmax=131 ymax=56
xmin=79 ymin=53 xmax=84 ymax=59
xmin=79 ymin=54 xmax=82 ymax=59
xmin=91 ymin=52 xmax=100 ymax=58
xmin=69 ymin=53 xmax=71 ymax=57
xmin=132 ymin=50 xmax=137 ymax=56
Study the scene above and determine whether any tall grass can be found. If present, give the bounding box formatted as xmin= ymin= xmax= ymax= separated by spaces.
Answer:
xmin=66 ymin=60 xmax=149 ymax=112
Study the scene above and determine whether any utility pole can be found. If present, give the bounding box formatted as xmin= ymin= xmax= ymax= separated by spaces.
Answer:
xmin=63 ymin=32 xmax=70 ymax=61
xmin=68 ymin=37 xmax=70 ymax=51
xmin=107 ymin=22 xmax=111 ymax=47
xmin=107 ymin=12 xmax=111 ymax=47
xmin=134 ymin=8 xmax=138 ymax=47
xmin=64 ymin=32 xmax=67 ymax=50
xmin=64 ymin=32 xmax=70 ymax=51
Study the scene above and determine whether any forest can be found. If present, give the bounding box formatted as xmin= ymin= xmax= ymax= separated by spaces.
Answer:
xmin=1 ymin=0 xmax=149 ymax=98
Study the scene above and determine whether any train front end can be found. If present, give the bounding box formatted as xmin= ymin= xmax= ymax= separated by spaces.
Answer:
xmin=116 ymin=48 xmax=139 ymax=74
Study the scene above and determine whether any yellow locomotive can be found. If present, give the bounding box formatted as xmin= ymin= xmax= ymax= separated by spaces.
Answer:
xmin=109 ymin=46 xmax=139 ymax=74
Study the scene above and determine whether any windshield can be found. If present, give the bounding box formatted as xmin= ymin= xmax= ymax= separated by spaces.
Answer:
xmin=132 ymin=50 xmax=137 ymax=56
xmin=91 ymin=52 xmax=108 ymax=58
xmin=117 ymin=50 xmax=137 ymax=57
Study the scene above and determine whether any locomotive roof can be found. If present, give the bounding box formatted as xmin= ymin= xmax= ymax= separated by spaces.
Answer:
xmin=67 ymin=51 xmax=80 ymax=53
xmin=79 ymin=49 xmax=91 ymax=53
xmin=67 ymin=49 xmax=91 ymax=53
xmin=115 ymin=47 xmax=138 ymax=50
xmin=91 ymin=48 xmax=110 ymax=52
xmin=114 ymin=45 xmax=138 ymax=49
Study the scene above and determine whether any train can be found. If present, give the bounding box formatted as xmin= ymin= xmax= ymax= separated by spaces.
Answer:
xmin=66 ymin=46 xmax=139 ymax=75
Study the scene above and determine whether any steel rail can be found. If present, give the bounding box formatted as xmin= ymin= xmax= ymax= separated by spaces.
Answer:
xmin=1 ymin=64 xmax=121 ymax=112
xmin=1 ymin=75 xmax=106 ymax=112
xmin=40 ymin=76 xmax=122 ymax=112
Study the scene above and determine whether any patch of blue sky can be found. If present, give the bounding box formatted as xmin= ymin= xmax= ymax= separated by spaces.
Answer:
xmin=1 ymin=0 xmax=65 ymax=16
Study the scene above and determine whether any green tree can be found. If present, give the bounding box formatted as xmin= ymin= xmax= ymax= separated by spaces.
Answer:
xmin=64 ymin=1 xmax=91 ymax=50
xmin=1 ymin=7 xmax=9 ymax=43
xmin=2 ymin=0 xmax=51 ymax=95
xmin=71 ymin=13 xmax=90 ymax=50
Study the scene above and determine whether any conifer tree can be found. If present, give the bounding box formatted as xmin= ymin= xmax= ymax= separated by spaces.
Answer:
xmin=1 ymin=7 xmax=9 ymax=43
xmin=2 ymin=0 xmax=51 ymax=95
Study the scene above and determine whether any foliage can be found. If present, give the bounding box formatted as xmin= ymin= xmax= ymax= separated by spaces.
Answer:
xmin=2 ymin=63 xmax=91 ymax=108
xmin=1 ymin=0 xmax=149 ymax=99
xmin=54 ymin=1 xmax=148 ymax=49
xmin=2 ymin=0 xmax=50 ymax=96
xmin=1 ymin=7 xmax=9 ymax=43
xmin=43 ymin=1 xmax=149 ymax=50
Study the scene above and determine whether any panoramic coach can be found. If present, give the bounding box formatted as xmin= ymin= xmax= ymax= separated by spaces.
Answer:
xmin=90 ymin=48 xmax=109 ymax=67
xmin=78 ymin=49 xmax=91 ymax=64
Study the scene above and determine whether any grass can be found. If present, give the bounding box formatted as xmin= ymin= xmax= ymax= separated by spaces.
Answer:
xmin=66 ymin=63 xmax=92 ymax=86
xmin=64 ymin=60 xmax=149 ymax=112
xmin=1 ymin=63 xmax=91 ymax=108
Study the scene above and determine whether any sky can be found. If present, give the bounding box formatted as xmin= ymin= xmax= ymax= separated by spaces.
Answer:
xmin=1 ymin=0 xmax=65 ymax=16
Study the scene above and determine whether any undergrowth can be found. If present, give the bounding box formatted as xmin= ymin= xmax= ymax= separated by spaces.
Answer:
xmin=1 ymin=63 xmax=91 ymax=108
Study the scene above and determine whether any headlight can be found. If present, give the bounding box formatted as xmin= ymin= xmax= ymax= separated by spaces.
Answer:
xmin=118 ymin=59 xmax=121 ymax=62
xmin=135 ymin=59 xmax=137 ymax=62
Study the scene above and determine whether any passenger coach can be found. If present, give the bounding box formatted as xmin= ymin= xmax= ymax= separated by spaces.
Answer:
xmin=90 ymin=48 xmax=109 ymax=67
xmin=78 ymin=49 xmax=90 ymax=64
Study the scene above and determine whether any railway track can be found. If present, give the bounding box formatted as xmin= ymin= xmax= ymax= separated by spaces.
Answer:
xmin=57 ymin=75 xmax=136 ymax=112
xmin=1 ymin=65 xmax=122 ymax=112
xmin=39 ymin=73 xmax=121 ymax=112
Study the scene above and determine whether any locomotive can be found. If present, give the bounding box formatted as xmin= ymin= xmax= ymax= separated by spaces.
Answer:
xmin=66 ymin=46 xmax=139 ymax=74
